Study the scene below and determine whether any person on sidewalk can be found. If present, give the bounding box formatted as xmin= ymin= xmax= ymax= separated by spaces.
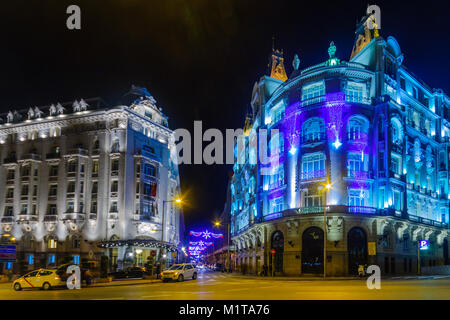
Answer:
xmin=358 ymin=264 xmax=365 ymax=278
xmin=155 ymin=263 xmax=161 ymax=279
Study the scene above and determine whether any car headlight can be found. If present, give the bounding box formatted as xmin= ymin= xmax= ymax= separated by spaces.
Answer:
xmin=174 ymin=272 xmax=179 ymax=276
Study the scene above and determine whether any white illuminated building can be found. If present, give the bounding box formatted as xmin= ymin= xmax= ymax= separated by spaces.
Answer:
xmin=0 ymin=87 xmax=183 ymax=271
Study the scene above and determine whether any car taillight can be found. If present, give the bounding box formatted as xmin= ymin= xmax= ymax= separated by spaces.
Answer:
xmin=55 ymin=276 xmax=60 ymax=280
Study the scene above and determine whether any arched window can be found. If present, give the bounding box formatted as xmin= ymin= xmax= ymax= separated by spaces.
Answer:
xmin=302 ymin=118 xmax=325 ymax=143
xmin=94 ymin=139 xmax=100 ymax=149
xmin=391 ymin=118 xmax=403 ymax=144
xmin=111 ymin=138 xmax=120 ymax=153
xmin=348 ymin=116 xmax=369 ymax=141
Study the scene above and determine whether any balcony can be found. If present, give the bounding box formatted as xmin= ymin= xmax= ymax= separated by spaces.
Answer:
xmin=17 ymin=215 xmax=38 ymax=223
xmin=21 ymin=153 xmax=42 ymax=161
xmin=301 ymin=133 xmax=326 ymax=144
xmin=408 ymin=214 xmax=448 ymax=228
xmin=1 ymin=216 xmax=14 ymax=223
xmin=300 ymin=95 xmax=325 ymax=107
xmin=62 ymin=213 xmax=85 ymax=222
xmin=92 ymin=148 xmax=100 ymax=156
xmin=108 ymin=212 xmax=119 ymax=220
xmin=3 ymin=157 xmax=17 ymax=164
xmin=46 ymin=152 xmax=61 ymax=160
xmin=346 ymin=170 xmax=372 ymax=180
xmin=67 ymin=148 xmax=88 ymax=157
xmin=43 ymin=215 xmax=58 ymax=222
xmin=301 ymin=170 xmax=326 ymax=180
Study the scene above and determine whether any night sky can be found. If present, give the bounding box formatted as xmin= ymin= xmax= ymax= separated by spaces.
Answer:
xmin=1 ymin=1 xmax=449 ymax=231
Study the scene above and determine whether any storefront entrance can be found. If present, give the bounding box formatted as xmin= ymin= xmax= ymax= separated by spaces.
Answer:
xmin=302 ymin=227 xmax=324 ymax=274
xmin=347 ymin=227 xmax=368 ymax=275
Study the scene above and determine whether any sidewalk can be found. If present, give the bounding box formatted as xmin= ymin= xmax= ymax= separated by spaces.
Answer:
xmin=88 ymin=278 xmax=161 ymax=288
xmin=223 ymin=272 xmax=450 ymax=281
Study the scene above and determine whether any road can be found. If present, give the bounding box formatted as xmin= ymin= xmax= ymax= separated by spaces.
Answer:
xmin=1 ymin=270 xmax=449 ymax=300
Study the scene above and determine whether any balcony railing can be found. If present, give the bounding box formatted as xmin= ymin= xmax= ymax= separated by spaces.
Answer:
xmin=300 ymin=95 xmax=325 ymax=107
xmin=43 ymin=215 xmax=58 ymax=222
xmin=46 ymin=152 xmax=60 ymax=160
xmin=346 ymin=170 xmax=372 ymax=179
xmin=3 ymin=157 xmax=17 ymax=164
xmin=1 ymin=216 xmax=14 ymax=223
xmin=22 ymin=153 xmax=42 ymax=161
xmin=301 ymin=133 xmax=326 ymax=144
xmin=301 ymin=170 xmax=326 ymax=180
xmin=67 ymin=148 xmax=88 ymax=157
xmin=408 ymin=214 xmax=448 ymax=228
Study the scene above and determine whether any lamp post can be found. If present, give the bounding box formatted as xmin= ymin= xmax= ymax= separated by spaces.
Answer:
xmin=214 ymin=219 xmax=231 ymax=272
xmin=160 ymin=197 xmax=182 ymax=264
xmin=322 ymin=183 xmax=332 ymax=279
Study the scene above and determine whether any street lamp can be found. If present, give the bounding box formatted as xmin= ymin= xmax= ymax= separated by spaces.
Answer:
xmin=160 ymin=196 xmax=183 ymax=264
xmin=213 ymin=219 xmax=231 ymax=273
xmin=321 ymin=183 xmax=332 ymax=279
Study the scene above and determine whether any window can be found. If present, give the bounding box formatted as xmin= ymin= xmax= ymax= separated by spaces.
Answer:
xmin=33 ymin=185 xmax=37 ymax=196
xmin=7 ymin=169 xmax=15 ymax=180
xmin=348 ymin=117 xmax=368 ymax=141
xmin=33 ymin=168 xmax=38 ymax=177
xmin=79 ymin=202 xmax=84 ymax=213
xmin=73 ymin=255 xmax=80 ymax=265
xmin=111 ymin=139 xmax=120 ymax=153
xmin=68 ymin=161 xmax=77 ymax=173
xmin=111 ymin=159 xmax=119 ymax=171
xmin=412 ymin=87 xmax=419 ymax=100
xmin=347 ymin=153 xmax=365 ymax=176
xmin=91 ymin=182 xmax=98 ymax=194
xmin=48 ymin=239 xmax=57 ymax=249
xmin=21 ymin=185 xmax=29 ymax=196
xmin=79 ymin=181 xmax=84 ymax=193
xmin=110 ymin=201 xmax=118 ymax=212
xmin=303 ymin=118 xmax=325 ymax=143
xmin=269 ymin=166 xmax=284 ymax=188
xmin=80 ymin=164 xmax=85 ymax=173
xmin=345 ymin=82 xmax=365 ymax=103
xmin=49 ymin=185 xmax=58 ymax=196
xmin=111 ymin=180 xmax=118 ymax=193
xmin=21 ymin=204 xmax=28 ymax=215
xmin=22 ymin=165 xmax=30 ymax=177
xmin=4 ymin=206 xmax=13 ymax=217
xmin=48 ymin=204 xmax=57 ymax=215
xmin=302 ymin=81 xmax=325 ymax=100
xmin=94 ymin=139 xmax=100 ymax=149
xmin=304 ymin=190 xmax=323 ymax=207
xmin=92 ymin=160 xmax=99 ymax=174
xmin=302 ymin=153 xmax=325 ymax=179
xmin=50 ymin=165 xmax=58 ymax=176
xmin=391 ymin=154 xmax=401 ymax=175
xmin=6 ymin=188 xmax=14 ymax=198
xmin=400 ymin=77 xmax=406 ymax=90
xmin=48 ymin=254 xmax=56 ymax=264
xmin=348 ymin=189 xmax=365 ymax=207
xmin=67 ymin=181 xmax=75 ymax=193
xmin=144 ymin=164 xmax=156 ymax=176
xmin=270 ymin=196 xmax=284 ymax=213
xmin=91 ymin=201 xmax=97 ymax=213
xmin=67 ymin=202 xmax=74 ymax=213
xmin=379 ymin=187 xmax=385 ymax=208
xmin=393 ymin=190 xmax=402 ymax=211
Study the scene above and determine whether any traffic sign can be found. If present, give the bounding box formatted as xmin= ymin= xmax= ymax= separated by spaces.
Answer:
xmin=0 ymin=245 xmax=16 ymax=262
xmin=150 ymin=250 xmax=156 ymax=257
xmin=419 ymin=240 xmax=429 ymax=250
xmin=368 ymin=242 xmax=376 ymax=255
xmin=172 ymin=252 xmax=177 ymax=258
xmin=270 ymin=249 xmax=276 ymax=255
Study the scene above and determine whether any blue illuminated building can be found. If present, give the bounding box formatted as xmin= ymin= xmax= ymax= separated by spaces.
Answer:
xmin=229 ymin=13 xmax=450 ymax=276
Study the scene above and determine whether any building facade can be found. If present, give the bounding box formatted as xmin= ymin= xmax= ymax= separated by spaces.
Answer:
xmin=0 ymin=87 xmax=183 ymax=273
xmin=230 ymin=14 xmax=450 ymax=276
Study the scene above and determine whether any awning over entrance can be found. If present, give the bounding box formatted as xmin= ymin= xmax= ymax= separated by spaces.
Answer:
xmin=98 ymin=239 xmax=178 ymax=252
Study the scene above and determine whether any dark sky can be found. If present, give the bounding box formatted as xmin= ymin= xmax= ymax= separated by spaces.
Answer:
xmin=1 ymin=0 xmax=449 ymax=230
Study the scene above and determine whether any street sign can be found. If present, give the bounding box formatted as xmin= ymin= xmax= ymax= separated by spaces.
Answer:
xmin=270 ymin=249 xmax=276 ymax=255
xmin=419 ymin=240 xmax=429 ymax=250
xmin=0 ymin=244 xmax=16 ymax=263
xmin=172 ymin=252 xmax=177 ymax=258
xmin=150 ymin=250 xmax=156 ymax=257
xmin=368 ymin=242 xmax=376 ymax=255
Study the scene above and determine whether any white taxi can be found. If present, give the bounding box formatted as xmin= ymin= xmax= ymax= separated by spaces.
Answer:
xmin=13 ymin=268 xmax=64 ymax=291
xmin=161 ymin=263 xmax=197 ymax=282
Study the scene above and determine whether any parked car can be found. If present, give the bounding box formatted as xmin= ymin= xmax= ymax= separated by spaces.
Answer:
xmin=161 ymin=263 xmax=197 ymax=282
xmin=55 ymin=263 xmax=94 ymax=285
xmin=214 ymin=263 xmax=224 ymax=272
xmin=109 ymin=267 xmax=146 ymax=280
xmin=13 ymin=269 xmax=65 ymax=291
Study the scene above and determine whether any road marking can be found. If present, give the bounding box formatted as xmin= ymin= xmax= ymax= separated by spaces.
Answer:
xmin=91 ymin=297 xmax=124 ymax=300
xmin=142 ymin=294 xmax=172 ymax=298
xmin=225 ymin=288 xmax=248 ymax=292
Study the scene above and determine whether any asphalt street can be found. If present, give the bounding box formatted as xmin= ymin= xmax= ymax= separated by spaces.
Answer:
xmin=1 ymin=270 xmax=449 ymax=300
